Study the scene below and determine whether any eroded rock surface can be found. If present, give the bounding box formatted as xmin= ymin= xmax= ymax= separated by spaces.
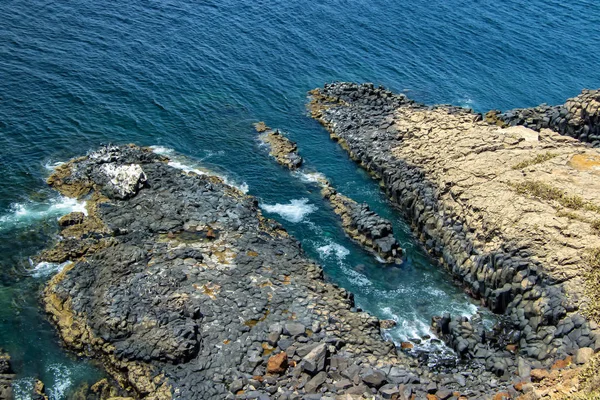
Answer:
xmin=310 ymin=82 xmax=600 ymax=398
xmin=488 ymin=89 xmax=600 ymax=146
xmin=255 ymin=122 xmax=303 ymax=170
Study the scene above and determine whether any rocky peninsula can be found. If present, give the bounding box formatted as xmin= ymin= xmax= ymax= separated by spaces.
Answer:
xmin=310 ymin=83 xmax=600 ymax=398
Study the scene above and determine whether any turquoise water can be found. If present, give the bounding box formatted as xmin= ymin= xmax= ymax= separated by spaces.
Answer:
xmin=1 ymin=0 xmax=599 ymax=397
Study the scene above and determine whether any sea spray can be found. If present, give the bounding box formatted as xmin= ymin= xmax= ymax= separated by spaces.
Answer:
xmin=0 ymin=197 xmax=87 ymax=231
xmin=260 ymin=198 xmax=317 ymax=223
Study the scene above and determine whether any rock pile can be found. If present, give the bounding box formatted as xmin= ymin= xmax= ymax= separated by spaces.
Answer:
xmin=488 ymin=89 xmax=600 ymax=145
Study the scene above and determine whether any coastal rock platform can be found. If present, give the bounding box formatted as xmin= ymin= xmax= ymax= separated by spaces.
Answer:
xmin=310 ymin=82 xmax=600 ymax=399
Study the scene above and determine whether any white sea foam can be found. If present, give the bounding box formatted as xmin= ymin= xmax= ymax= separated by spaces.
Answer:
xmin=261 ymin=198 xmax=317 ymax=223
xmin=149 ymin=145 xmax=174 ymax=155
xmin=316 ymin=242 xmax=350 ymax=260
xmin=167 ymin=160 xmax=207 ymax=175
xmin=295 ymin=171 xmax=327 ymax=184
xmin=12 ymin=377 xmax=35 ymax=400
xmin=44 ymin=161 xmax=65 ymax=171
xmin=46 ymin=363 xmax=72 ymax=400
xmin=29 ymin=261 xmax=72 ymax=278
xmin=151 ymin=146 xmax=249 ymax=193
xmin=0 ymin=197 xmax=87 ymax=231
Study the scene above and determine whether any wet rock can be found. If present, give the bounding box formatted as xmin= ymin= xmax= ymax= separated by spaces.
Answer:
xmin=58 ymin=212 xmax=85 ymax=227
xmin=379 ymin=319 xmax=397 ymax=330
xmin=0 ymin=350 xmax=14 ymax=400
xmin=255 ymin=122 xmax=303 ymax=170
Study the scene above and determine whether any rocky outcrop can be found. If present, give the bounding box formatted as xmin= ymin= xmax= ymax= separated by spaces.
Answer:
xmin=41 ymin=144 xmax=532 ymax=399
xmin=488 ymin=89 xmax=600 ymax=145
xmin=0 ymin=350 xmax=14 ymax=400
xmin=317 ymin=176 xmax=402 ymax=264
xmin=310 ymin=82 xmax=600 ymax=398
xmin=255 ymin=122 xmax=303 ymax=170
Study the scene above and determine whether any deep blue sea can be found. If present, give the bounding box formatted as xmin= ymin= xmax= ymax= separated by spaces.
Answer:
xmin=1 ymin=0 xmax=599 ymax=397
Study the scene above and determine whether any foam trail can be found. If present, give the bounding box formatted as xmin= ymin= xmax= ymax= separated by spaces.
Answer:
xmin=294 ymin=171 xmax=327 ymax=184
xmin=46 ymin=363 xmax=72 ymax=400
xmin=316 ymin=242 xmax=350 ymax=260
xmin=150 ymin=146 xmax=249 ymax=193
xmin=260 ymin=198 xmax=317 ymax=223
xmin=28 ymin=261 xmax=72 ymax=278
xmin=44 ymin=161 xmax=65 ymax=171
xmin=0 ymin=197 xmax=87 ymax=231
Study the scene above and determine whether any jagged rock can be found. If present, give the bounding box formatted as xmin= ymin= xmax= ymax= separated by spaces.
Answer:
xmin=302 ymin=343 xmax=327 ymax=374
xmin=41 ymin=145 xmax=408 ymax=399
xmin=309 ymin=82 xmax=600 ymax=386
xmin=284 ymin=322 xmax=306 ymax=337
xmin=58 ymin=211 xmax=85 ymax=227
xmin=255 ymin=122 xmax=303 ymax=170
xmin=266 ymin=352 xmax=288 ymax=375
xmin=360 ymin=368 xmax=386 ymax=388
xmin=305 ymin=371 xmax=327 ymax=393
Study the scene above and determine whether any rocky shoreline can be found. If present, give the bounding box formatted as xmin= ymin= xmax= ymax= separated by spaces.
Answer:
xmin=309 ymin=82 xmax=600 ymax=398
xmin=37 ymin=144 xmax=554 ymax=399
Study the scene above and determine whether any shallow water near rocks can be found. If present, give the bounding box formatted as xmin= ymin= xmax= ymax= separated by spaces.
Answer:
xmin=1 ymin=0 xmax=599 ymax=397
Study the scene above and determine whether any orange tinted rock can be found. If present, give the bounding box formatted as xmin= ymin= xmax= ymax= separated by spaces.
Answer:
xmin=506 ymin=344 xmax=517 ymax=352
xmin=551 ymin=355 xmax=572 ymax=370
xmin=493 ymin=392 xmax=510 ymax=400
xmin=266 ymin=352 xmax=288 ymax=375
xmin=530 ymin=368 xmax=549 ymax=382
xmin=426 ymin=395 xmax=438 ymax=400
xmin=400 ymin=342 xmax=414 ymax=349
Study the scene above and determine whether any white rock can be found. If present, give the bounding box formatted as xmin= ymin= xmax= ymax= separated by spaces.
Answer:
xmin=100 ymin=163 xmax=147 ymax=199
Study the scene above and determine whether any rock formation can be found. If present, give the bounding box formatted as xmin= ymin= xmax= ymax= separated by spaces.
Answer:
xmin=255 ymin=122 xmax=303 ymax=170
xmin=256 ymin=122 xmax=402 ymax=264
xmin=310 ymin=82 xmax=600 ymax=398
xmin=487 ymin=89 xmax=600 ymax=146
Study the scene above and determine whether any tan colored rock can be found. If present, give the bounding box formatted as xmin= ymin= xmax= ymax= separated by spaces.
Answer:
xmin=266 ymin=352 xmax=288 ymax=375
xmin=575 ymin=347 xmax=594 ymax=364
xmin=530 ymin=368 xmax=550 ymax=382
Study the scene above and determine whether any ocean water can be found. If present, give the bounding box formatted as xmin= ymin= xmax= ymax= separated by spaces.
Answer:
xmin=1 ymin=0 xmax=599 ymax=397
